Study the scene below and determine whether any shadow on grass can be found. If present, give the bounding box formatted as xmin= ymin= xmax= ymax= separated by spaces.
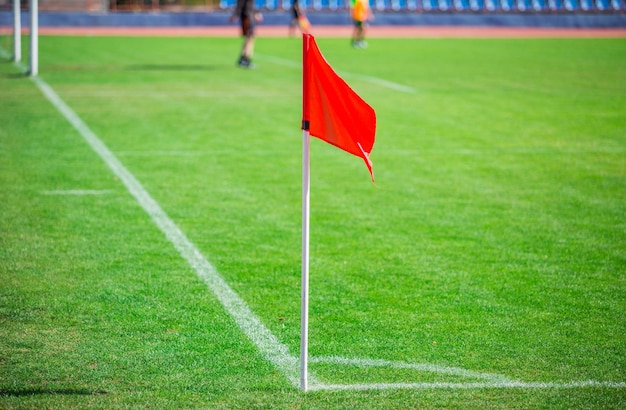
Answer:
xmin=0 ymin=388 xmax=107 ymax=397
xmin=0 ymin=54 xmax=28 ymax=78
xmin=126 ymin=64 xmax=221 ymax=71
xmin=1 ymin=72 xmax=29 ymax=79
xmin=41 ymin=64 xmax=222 ymax=72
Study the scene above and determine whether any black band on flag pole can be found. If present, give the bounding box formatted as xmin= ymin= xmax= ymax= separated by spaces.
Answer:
xmin=302 ymin=120 xmax=310 ymax=131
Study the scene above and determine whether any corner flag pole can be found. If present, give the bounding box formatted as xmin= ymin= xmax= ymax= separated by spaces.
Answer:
xmin=300 ymin=34 xmax=312 ymax=393
xmin=300 ymin=128 xmax=311 ymax=392
xmin=12 ymin=0 xmax=21 ymax=62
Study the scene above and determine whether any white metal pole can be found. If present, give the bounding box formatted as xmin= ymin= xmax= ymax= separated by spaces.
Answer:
xmin=12 ymin=0 xmax=21 ymax=62
xmin=29 ymin=0 xmax=38 ymax=76
xmin=300 ymin=129 xmax=311 ymax=392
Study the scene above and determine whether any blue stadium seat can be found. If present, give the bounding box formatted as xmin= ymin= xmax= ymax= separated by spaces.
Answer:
xmin=531 ymin=0 xmax=545 ymax=10
xmin=484 ymin=0 xmax=498 ymax=10
xmin=438 ymin=0 xmax=452 ymax=10
xmin=562 ymin=0 xmax=577 ymax=10
xmin=595 ymin=0 xmax=610 ymax=8
xmin=499 ymin=0 xmax=514 ymax=10
xmin=469 ymin=0 xmax=483 ymax=10
xmin=422 ymin=0 xmax=437 ymax=10
xmin=328 ymin=0 xmax=341 ymax=10
xmin=374 ymin=0 xmax=387 ymax=10
xmin=390 ymin=0 xmax=405 ymax=10
xmin=406 ymin=0 xmax=418 ymax=9
xmin=453 ymin=0 xmax=469 ymax=10
xmin=547 ymin=0 xmax=562 ymax=10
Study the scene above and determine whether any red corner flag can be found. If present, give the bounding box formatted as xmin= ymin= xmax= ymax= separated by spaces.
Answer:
xmin=301 ymin=33 xmax=377 ymax=181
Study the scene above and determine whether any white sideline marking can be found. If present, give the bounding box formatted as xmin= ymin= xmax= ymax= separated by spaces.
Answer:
xmin=9 ymin=47 xmax=622 ymax=391
xmin=41 ymin=189 xmax=112 ymax=195
xmin=30 ymin=74 xmax=307 ymax=389
xmin=257 ymin=54 xmax=416 ymax=94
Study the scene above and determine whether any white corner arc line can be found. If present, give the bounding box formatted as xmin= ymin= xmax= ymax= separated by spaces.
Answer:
xmin=311 ymin=356 xmax=515 ymax=382
xmin=30 ymin=75 xmax=307 ymax=389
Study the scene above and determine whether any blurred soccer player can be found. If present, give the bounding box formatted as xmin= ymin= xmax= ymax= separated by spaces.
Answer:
xmin=230 ymin=0 xmax=263 ymax=68
xmin=350 ymin=0 xmax=373 ymax=48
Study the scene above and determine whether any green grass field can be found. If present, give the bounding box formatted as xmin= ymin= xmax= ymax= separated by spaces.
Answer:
xmin=1 ymin=34 xmax=625 ymax=408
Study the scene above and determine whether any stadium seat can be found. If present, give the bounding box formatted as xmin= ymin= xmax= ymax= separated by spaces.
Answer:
xmin=469 ymin=0 xmax=483 ymax=11
xmin=563 ymin=0 xmax=577 ymax=10
xmin=438 ymin=0 xmax=452 ymax=10
xmin=406 ymin=0 xmax=418 ymax=9
xmin=531 ymin=0 xmax=545 ymax=11
xmin=595 ymin=0 xmax=609 ymax=8
xmin=484 ymin=0 xmax=498 ymax=11
xmin=548 ymin=0 xmax=562 ymax=10
xmin=422 ymin=0 xmax=437 ymax=10
xmin=390 ymin=0 xmax=405 ymax=10
xmin=499 ymin=0 xmax=514 ymax=10
xmin=453 ymin=0 xmax=469 ymax=10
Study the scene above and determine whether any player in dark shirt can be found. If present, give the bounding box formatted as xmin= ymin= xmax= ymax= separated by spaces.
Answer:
xmin=230 ymin=0 xmax=263 ymax=68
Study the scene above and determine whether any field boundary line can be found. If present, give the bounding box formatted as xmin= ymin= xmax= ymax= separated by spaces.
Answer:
xmin=27 ymin=70 xmax=307 ymax=389
xmin=311 ymin=380 xmax=626 ymax=391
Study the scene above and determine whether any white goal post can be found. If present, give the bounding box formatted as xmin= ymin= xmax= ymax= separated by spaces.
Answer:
xmin=12 ymin=0 xmax=20 ymax=62
xmin=12 ymin=0 xmax=38 ymax=76
xmin=29 ymin=0 xmax=38 ymax=75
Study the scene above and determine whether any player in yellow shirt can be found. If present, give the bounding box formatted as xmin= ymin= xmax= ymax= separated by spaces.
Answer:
xmin=351 ymin=0 xmax=373 ymax=48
